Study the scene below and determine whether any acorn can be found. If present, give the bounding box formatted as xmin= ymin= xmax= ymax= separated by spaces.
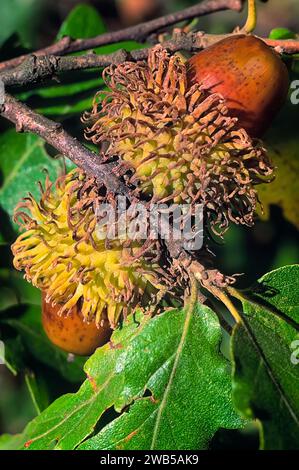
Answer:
xmin=187 ymin=35 xmax=289 ymax=137
xmin=42 ymin=293 xmax=112 ymax=356
xmin=12 ymin=169 xmax=168 ymax=329
xmin=83 ymin=45 xmax=273 ymax=234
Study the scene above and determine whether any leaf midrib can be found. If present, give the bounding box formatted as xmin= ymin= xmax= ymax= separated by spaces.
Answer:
xmin=150 ymin=305 xmax=193 ymax=449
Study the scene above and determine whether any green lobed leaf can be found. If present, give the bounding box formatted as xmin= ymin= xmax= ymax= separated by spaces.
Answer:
xmin=0 ymin=305 xmax=243 ymax=450
xmin=231 ymin=265 xmax=299 ymax=449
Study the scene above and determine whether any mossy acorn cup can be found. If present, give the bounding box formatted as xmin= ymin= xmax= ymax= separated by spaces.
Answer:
xmin=42 ymin=293 xmax=112 ymax=356
xmin=187 ymin=35 xmax=289 ymax=137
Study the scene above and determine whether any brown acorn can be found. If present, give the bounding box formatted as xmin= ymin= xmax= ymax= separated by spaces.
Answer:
xmin=187 ymin=35 xmax=289 ymax=137
xmin=42 ymin=293 xmax=112 ymax=356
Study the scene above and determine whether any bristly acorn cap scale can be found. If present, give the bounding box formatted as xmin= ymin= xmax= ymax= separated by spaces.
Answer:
xmin=83 ymin=45 xmax=273 ymax=235
xmin=12 ymin=169 xmax=172 ymax=328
